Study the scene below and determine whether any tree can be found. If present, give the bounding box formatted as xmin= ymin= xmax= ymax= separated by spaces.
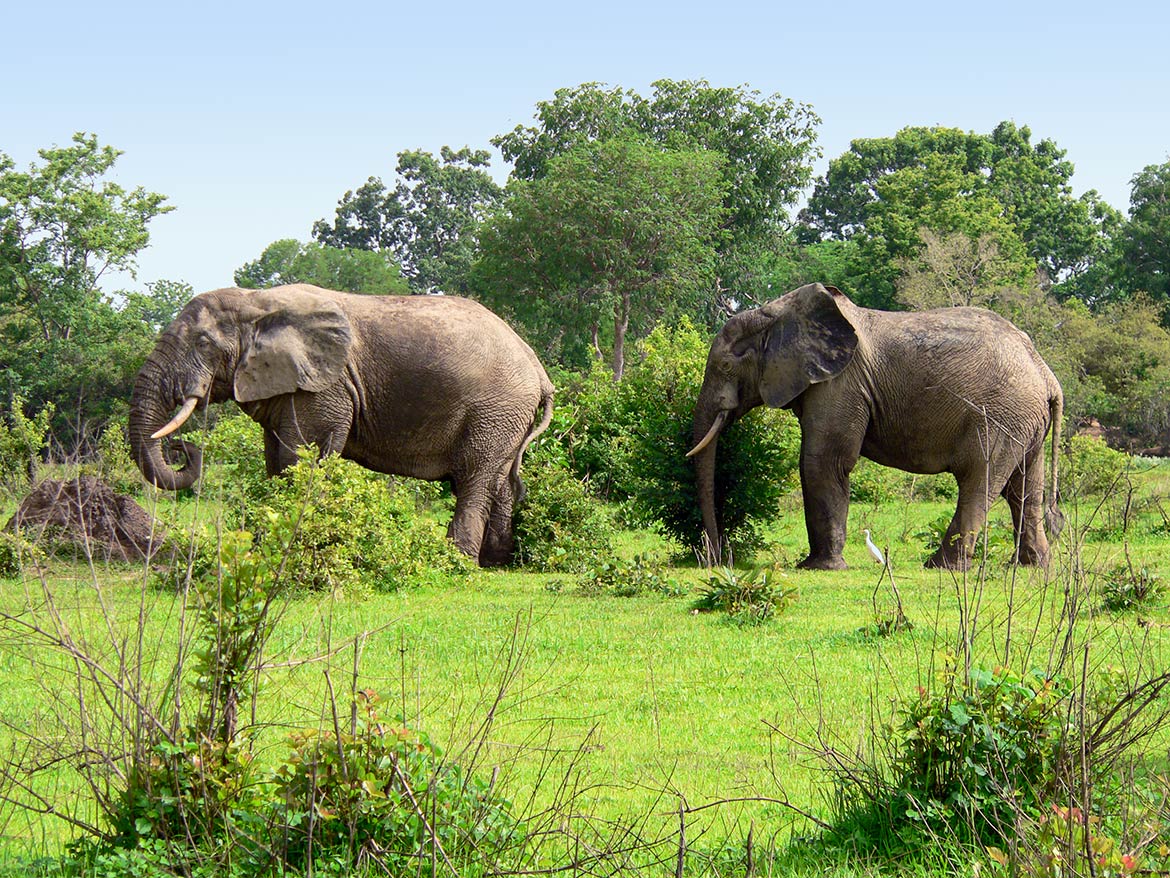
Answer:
xmin=895 ymin=228 xmax=1033 ymax=310
xmin=313 ymin=147 xmax=502 ymax=294
xmin=0 ymin=133 xmax=171 ymax=450
xmin=493 ymin=80 xmax=821 ymax=299
xmin=798 ymin=124 xmax=1118 ymax=304
xmin=122 ymin=279 xmax=194 ymax=332
xmin=474 ymin=137 xmax=728 ymax=380
xmin=234 ymin=239 xmax=409 ymax=294
xmin=1118 ymin=160 xmax=1170 ymax=303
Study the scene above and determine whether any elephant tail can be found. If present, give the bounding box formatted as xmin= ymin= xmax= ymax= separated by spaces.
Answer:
xmin=1045 ymin=383 xmax=1064 ymax=538
xmin=511 ymin=381 xmax=555 ymax=504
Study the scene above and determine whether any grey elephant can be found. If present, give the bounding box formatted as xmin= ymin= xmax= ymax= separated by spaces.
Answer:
xmin=688 ymin=283 xmax=1062 ymax=570
xmin=129 ymin=284 xmax=554 ymax=566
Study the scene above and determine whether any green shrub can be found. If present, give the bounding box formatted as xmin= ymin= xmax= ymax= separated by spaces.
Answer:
xmin=891 ymin=662 xmax=1071 ymax=840
xmin=565 ymin=320 xmax=800 ymax=556
xmin=692 ymin=563 xmax=797 ymax=626
xmin=271 ymin=690 xmax=524 ymax=874
xmin=1098 ymin=562 xmax=1163 ymax=612
xmin=0 ymin=395 xmax=52 ymax=497
xmin=195 ymin=411 xmax=273 ymax=521
xmin=571 ymin=553 xmax=686 ymax=598
xmin=261 ymin=451 xmax=470 ymax=593
xmin=1062 ymin=435 xmax=1131 ymax=497
xmin=0 ymin=530 xmax=43 ymax=578
xmin=514 ymin=445 xmax=617 ymax=571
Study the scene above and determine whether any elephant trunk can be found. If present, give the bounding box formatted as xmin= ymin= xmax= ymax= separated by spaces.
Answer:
xmin=128 ymin=353 xmax=203 ymax=491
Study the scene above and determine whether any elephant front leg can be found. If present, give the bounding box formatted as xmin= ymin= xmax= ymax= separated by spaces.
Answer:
xmin=797 ymin=446 xmax=852 ymax=570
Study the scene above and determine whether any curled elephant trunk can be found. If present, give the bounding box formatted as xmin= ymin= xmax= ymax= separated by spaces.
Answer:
xmin=128 ymin=359 xmax=204 ymax=491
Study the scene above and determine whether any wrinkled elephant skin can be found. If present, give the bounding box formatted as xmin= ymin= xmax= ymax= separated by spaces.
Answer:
xmin=129 ymin=284 xmax=554 ymax=566
xmin=690 ymin=283 xmax=1062 ymax=571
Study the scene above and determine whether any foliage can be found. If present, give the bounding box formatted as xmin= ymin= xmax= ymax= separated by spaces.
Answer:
xmin=561 ymin=320 xmax=799 ymax=555
xmin=1118 ymin=160 xmax=1170 ymax=304
xmin=692 ymin=563 xmax=797 ymax=626
xmin=1098 ymin=562 xmax=1163 ymax=612
xmin=990 ymin=804 xmax=1141 ymax=878
xmin=513 ymin=444 xmax=617 ymax=572
xmin=797 ymin=122 xmax=1120 ymax=305
xmin=895 ymin=227 xmax=1036 ymax=311
xmin=0 ymin=394 xmax=52 ymax=496
xmin=569 ymin=553 xmax=685 ymax=598
xmin=493 ymin=78 xmax=821 ymax=286
xmin=314 ymin=146 xmax=502 ymax=295
xmin=0 ymin=133 xmax=170 ymax=451
xmin=0 ymin=530 xmax=43 ymax=578
xmin=120 ymin=279 xmax=194 ymax=333
xmin=914 ymin=512 xmax=1018 ymax=566
xmin=194 ymin=411 xmax=274 ymax=522
xmin=234 ymin=238 xmax=410 ymax=294
xmin=81 ymin=420 xmax=142 ymax=495
xmin=888 ymin=662 xmax=1072 ymax=842
xmin=259 ymin=450 xmax=471 ymax=593
xmin=1062 ymin=435 xmax=1131 ymax=496
xmin=475 ymin=135 xmax=729 ymax=378
xmin=271 ymin=690 xmax=524 ymax=874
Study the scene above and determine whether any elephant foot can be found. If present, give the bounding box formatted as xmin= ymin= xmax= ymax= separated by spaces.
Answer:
xmin=1015 ymin=544 xmax=1050 ymax=567
xmin=797 ymin=554 xmax=848 ymax=571
xmin=924 ymin=551 xmax=971 ymax=571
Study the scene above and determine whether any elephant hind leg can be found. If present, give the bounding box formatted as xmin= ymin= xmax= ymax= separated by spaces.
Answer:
xmin=447 ymin=473 xmax=493 ymax=564
xmin=479 ymin=473 xmax=516 ymax=567
xmin=1002 ymin=447 xmax=1050 ymax=567
xmin=927 ymin=472 xmax=995 ymax=571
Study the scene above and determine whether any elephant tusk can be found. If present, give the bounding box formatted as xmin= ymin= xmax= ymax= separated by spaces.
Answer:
xmin=686 ymin=410 xmax=729 ymax=458
xmin=150 ymin=397 xmax=200 ymax=439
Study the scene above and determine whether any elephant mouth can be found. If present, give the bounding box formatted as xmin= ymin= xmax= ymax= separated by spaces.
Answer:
xmin=686 ymin=410 xmax=730 ymax=458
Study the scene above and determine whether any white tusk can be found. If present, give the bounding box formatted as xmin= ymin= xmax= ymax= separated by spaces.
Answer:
xmin=685 ymin=410 xmax=729 ymax=458
xmin=150 ymin=397 xmax=200 ymax=439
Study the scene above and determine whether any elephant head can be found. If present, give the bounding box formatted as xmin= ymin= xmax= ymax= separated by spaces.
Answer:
xmin=687 ymin=283 xmax=858 ymax=554
xmin=129 ymin=285 xmax=353 ymax=490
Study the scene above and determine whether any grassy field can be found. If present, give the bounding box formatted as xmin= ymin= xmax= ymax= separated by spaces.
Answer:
xmin=1 ymin=461 xmax=1169 ymax=875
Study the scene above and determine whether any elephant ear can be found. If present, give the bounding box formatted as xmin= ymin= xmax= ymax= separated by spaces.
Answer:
xmin=234 ymin=287 xmax=354 ymax=403
xmin=759 ymin=284 xmax=858 ymax=409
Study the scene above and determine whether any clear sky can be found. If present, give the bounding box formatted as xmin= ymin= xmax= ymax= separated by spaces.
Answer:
xmin=3 ymin=0 xmax=1166 ymax=295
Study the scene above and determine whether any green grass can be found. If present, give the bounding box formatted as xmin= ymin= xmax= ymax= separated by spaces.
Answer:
xmin=1 ymin=467 xmax=1169 ymax=875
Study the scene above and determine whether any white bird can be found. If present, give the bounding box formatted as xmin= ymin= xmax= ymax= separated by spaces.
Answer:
xmin=863 ymin=529 xmax=885 ymax=566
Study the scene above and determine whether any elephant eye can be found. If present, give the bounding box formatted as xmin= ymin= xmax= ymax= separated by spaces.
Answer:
xmin=194 ymin=332 xmax=216 ymax=354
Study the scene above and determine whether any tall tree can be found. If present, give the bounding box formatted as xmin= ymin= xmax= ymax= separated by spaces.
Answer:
xmin=0 ymin=133 xmax=170 ymax=448
xmin=1119 ymin=160 xmax=1170 ymax=303
xmin=798 ymin=124 xmax=1118 ymax=304
xmin=474 ymin=137 xmax=728 ymax=380
xmin=234 ymin=239 xmax=409 ymax=294
xmin=493 ymin=80 xmax=821 ymax=299
xmin=313 ymin=146 xmax=502 ymax=294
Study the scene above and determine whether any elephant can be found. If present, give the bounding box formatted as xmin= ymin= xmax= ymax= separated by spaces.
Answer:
xmin=687 ymin=283 xmax=1063 ymax=570
xmin=129 ymin=284 xmax=554 ymax=566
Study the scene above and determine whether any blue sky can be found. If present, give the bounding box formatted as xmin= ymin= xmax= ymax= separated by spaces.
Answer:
xmin=3 ymin=0 xmax=1166 ymax=295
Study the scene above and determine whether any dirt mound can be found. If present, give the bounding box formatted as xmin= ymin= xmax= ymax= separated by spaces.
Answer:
xmin=4 ymin=476 xmax=166 ymax=562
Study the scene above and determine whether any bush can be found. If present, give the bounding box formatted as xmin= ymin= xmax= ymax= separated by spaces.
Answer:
xmin=565 ymin=320 xmax=800 ymax=556
xmin=195 ymin=411 xmax=274 ymax=521
xmin=891 ymin=662 xmax=1071 ymax=841
xmin=1062 ymin=435 xmax=1131 ymax=497
xmin=0 ymin=530 xmax=43 ymax=578
xmin=569 ymin=553 xmax=686 ymax=598
xmin=271 ymin=690 xmax=524 ymax=874
xmin=260 ymin=451 xmax=470 ymax=593
xmin=83 ymin=420 xmax=143 ymax=496
xmin=514 ymin=444 xmax=617 ymax=571
xmin=0 ymin=396 xmax=52 ymax=497
xmin=691 ymin=563 xmax=797 ymax=626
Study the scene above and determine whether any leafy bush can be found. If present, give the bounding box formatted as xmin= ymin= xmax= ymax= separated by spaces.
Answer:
xmin=0 ymin=530 xmax=43 ymax=578
xmin=891 ymin=662 xmax=1071 ymax=840
xmin=1062 ymin=435 xmax=1131 ymax=497
xmin=271 ymin=690 xmax=524 ymax=874
xmin=1098 ymin=562 xmax=1163 ymax=612
xmin=195 ymin=411 xmax=274 ymax=521
xmin=514 ymin=444 xmax=617 ymax=571
xmin=564 ymin=320 xmax=800 ymax=556
xmin=692 ymin=564 xmax=797 ymax=626
xmin=0 ymin=395 xmax=53 ymax=497
xmin=569 ymin=553 xmax=685 ymax=598
xmin=260 ymin=451 xmax=470 ymax=593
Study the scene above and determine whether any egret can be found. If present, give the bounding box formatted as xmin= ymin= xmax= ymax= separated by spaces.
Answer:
xmin=863 ymin=529 xmax=885 ymax=566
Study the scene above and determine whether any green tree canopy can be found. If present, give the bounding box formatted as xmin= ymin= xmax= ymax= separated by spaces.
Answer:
xmin=1118 ymin=160 xmax=1170 ymax=303
xmin=798 ymin=123 xmax=1119 ymax=305
xmin=474 ymin=136 xmax=728 ymax=379
xmin=313 ymin=146 xmax=502 ymax=294
xmin=0 ymin=133 xmax=171 ymax=449
xmin=234 ymin=239 xmax=409 ymax=294
xmin=493 ymin=79 xmax=821 ymax=297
